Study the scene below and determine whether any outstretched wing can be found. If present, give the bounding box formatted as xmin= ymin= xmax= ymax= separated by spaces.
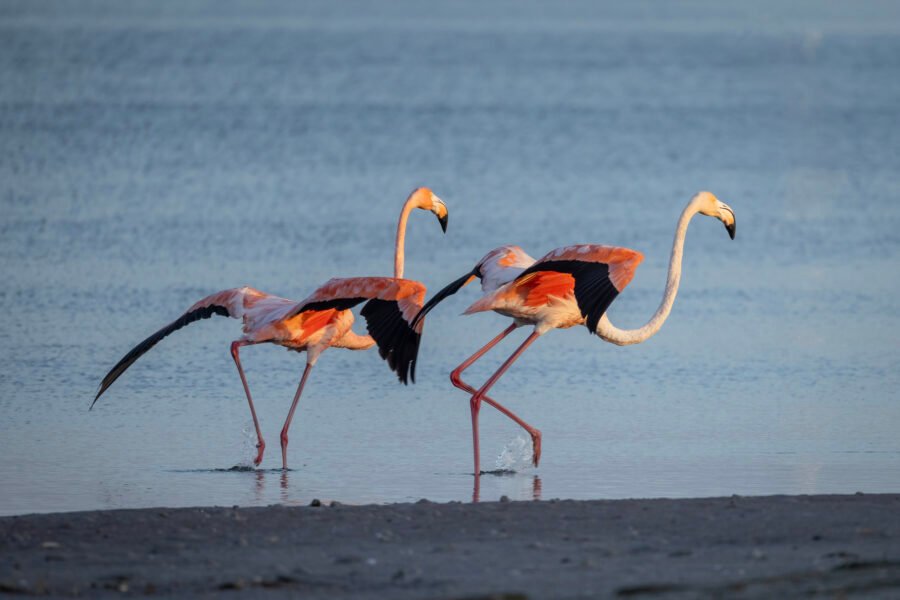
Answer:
xmin=289 ymin=277 xmax=426 ymax=384
xmin=92 ymin=287 xmax=256 ymax=408
xmin=411 ymin=245 xmax=536 ymax=329
xmin=514 ymin=244 xmax=643 ymax=333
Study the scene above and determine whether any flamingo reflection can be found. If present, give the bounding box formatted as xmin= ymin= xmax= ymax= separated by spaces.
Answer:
xmin=472 ymin=473 xmax=542 ymax=503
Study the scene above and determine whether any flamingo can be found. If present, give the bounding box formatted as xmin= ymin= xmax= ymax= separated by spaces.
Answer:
xmin=412 ymin=191 xmax=736 ymax=475
xmin=92 ymin=187 xmax=448 ymax=469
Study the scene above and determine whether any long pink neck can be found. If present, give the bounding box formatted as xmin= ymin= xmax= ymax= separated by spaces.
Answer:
xmin=596 ymin=199 xmax=699 ymax=346
xmin=394 ymin=196 xmax=417 ymax=278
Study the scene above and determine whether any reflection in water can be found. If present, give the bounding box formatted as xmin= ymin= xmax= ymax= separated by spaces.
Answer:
xmin=249 ymin=469 xmax=295 ymax=505
xmin=248 ymin=468 xmax=320 ymax=507
xmin=472 ymin=473 xmax=542 ymax=503
xmin=280 ymin=470 xmax=290 ymax=503
xmin=255 ymin=469 xmax=265 ymax=503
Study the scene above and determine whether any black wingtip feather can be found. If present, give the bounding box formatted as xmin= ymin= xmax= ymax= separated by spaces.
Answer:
xmin=295 ymin=297 xmax=367 ymax=315
xmin=361 ymin=299 xmax=421 ymax=385
xmin=285 ymin=296 xmax=368 ymax=321
xmin=91 ymin=304 xmax=230 ymax=409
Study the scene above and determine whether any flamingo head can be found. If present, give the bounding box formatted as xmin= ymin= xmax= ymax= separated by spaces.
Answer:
xmin=409 ymin=187 xmax=449 ymax=233
xmin=693 ymin=191 xmax=736 ymax=240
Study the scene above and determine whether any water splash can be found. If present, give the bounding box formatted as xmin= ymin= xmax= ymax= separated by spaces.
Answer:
xmin=495 ymin=435 xmax=534 ymax=472
xmin=237 ymin=422 xmax=259 ymax=468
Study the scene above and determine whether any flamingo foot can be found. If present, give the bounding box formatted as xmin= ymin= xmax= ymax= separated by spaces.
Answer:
xmin=531 ymin=429 xmax=542 ymax=467
xmin=254 ymin=440 xmax=266 ymax=466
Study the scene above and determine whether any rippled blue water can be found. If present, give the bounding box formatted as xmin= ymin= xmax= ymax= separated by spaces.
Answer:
xmin=2 ymin=0 xmax=899 ymax=515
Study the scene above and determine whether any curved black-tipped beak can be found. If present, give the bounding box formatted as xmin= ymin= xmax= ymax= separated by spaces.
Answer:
xmin=725 ymin=221 xmax=736 ymax=240
xmin=438 ymin=214 xmax=448 ymax=233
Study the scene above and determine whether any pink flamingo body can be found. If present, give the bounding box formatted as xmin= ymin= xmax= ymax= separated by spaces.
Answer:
xmin=93 ymin=189 xmax=447 ymax=469
xmin=413 ymin=192 xmax=736 ymax=475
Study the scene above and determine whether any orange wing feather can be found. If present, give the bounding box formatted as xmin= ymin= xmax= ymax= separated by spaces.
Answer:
xmin=294 ymin=308 xmax=341 ymax=338
xmin=514 ymin=271 xmax=576 ymax=307
xmin=534 ymin=244 xmax=643 ymax=292
xmin=291 ymin=277 xmax=426 ymax=330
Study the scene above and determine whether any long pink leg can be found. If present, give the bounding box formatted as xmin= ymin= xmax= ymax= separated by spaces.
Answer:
xmin=280 ymin=362 xmax=314 ymax=470
xmin=450 ymin=324 xmax=542 ymax=467
xmin=230 ymin=341 xmax=266 ymax=466
xmin=470 ymin=331 xmax=541 ymax=475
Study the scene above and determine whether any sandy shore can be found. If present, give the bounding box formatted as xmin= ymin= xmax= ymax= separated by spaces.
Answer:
xmin=2 ymin=494 xmax=899 ymax=598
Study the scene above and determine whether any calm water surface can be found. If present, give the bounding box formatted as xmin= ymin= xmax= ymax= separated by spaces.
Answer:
xmin=1 ymin=1 xmax=899 ymax=515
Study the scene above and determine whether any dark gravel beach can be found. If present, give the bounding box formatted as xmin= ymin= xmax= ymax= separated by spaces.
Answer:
xmin=2 ymin=494 xmax=899 ymax=598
